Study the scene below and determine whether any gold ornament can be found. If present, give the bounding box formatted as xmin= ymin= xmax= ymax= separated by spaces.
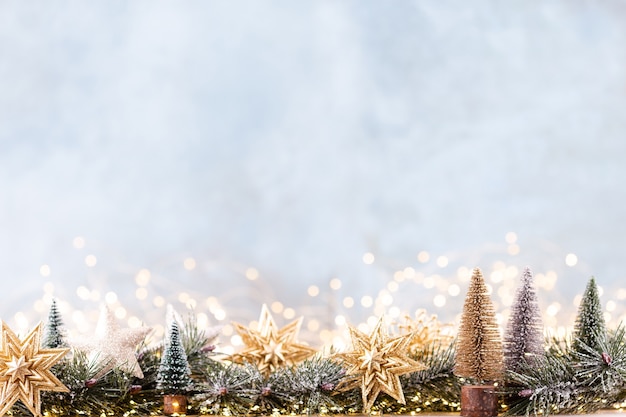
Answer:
xmin=0 ymin=321 xmax=69 ymax=417
xmin=397 ymin=309 xmax=455 ymax=351
xmin=229 ymin=304 xmax=315 ymax=376
xmin=73 ymin=305 xmax=152 ymax=379
xmin=336 ymin=317 xmax=426 ymax=412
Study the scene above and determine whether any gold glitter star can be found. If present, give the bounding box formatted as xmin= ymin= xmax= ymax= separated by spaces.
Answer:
xmin=396 ymin=309 xmax=455 ymax=352
xmin=0 ymin=321 xmax=69 ymax=417
xmin=229 ymin=305 xmax=315 ymax=376
xmin=336 ymin=317 xmax=426 ymax=412
xmin=73 ymin=305 xmax=152 ymax=379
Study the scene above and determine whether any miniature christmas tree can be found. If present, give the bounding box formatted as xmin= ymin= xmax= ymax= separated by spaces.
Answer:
xmin=43 ymin=298 xmax=67 ymax=349
xmin=503 ymin=267 xmax=544 ymax=374
xmin=157 ymin=320 xmax=192 ymax=395
xmin=455 ymin=267 xmax=503 ymax=383
xmin=572 ymin=276 xmax=606 ymax=353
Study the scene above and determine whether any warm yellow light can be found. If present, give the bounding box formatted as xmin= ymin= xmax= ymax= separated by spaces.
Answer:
xmin=505 ymin=232 xmax=518 ymax=243
xmin=417 ymin=251 xmax=430 ymax=263
xmin=39 ymin=264 xmax=51 ymax=277
xmin=330 ymin=278 xmax=342 ymax=290
xmin=135 ymin=269 xmax=151 ymax=286
xmin=283 ymin=308 xmax=295 ymax=319
xmin=271 ymin=301 xmax=284 ymax=313
xmin=85 ymin=255 xmax=97 ymax=267
xmin=105 ymin=291 xmax=118 ymax=303
xmin=135 ymin=288 xmax=148 ymax=300
xmin=436 ymin=256 xmax=449 ymax=268
xmin=153 ymin=296 xmax=165 ymax=307
xmin=387 ymin=281 xmax=399 ymax=292
xmin=448 ymin=284 xmax=460 ymax=296
xmin=76 ymin=286 xmax=90 ymax=300
xmin=307 ymin=320 xmax=320 ymax=332
xmin=433 ymin=295 xmax=446 ymax=307
xmin=343 ymin=297 xmax=354 ymax=308
xmin=246 ymin=267 xmax=259 ymax=280
xmin=114 ymin=307 xmax=126 ymax=319
xmin=607 ymin=300 xmax=617 ymax=312
xmin=565 ymin=253 xmax=578 ymax=267
xmin=361 ymin=295 xmax=373 ymax=307
xmin=183 ymin=257 xmax=196 ymax=270
xmin=73 ymin=236 xmax=86 ymax=249
xmin=307 ymin=285 xmax=319 ymax=297
xmin=334 ymin=315 xmax=346 ymax=326
xmin=178 ymin=292 xmax=190 ymax=303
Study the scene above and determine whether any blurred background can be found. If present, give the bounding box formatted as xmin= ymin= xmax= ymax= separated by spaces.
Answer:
xmin=1 ymin=1 xmax=626 ymax=351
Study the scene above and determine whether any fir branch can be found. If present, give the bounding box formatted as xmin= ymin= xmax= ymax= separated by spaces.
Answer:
xmin=192 ymin=361 xmax=258 ymax=415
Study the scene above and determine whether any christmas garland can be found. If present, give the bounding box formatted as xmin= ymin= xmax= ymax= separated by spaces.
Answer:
xmin=1 ymin=269 xmax=626 ymax=416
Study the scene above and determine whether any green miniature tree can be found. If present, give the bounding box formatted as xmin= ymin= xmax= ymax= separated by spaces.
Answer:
xmin=454 ymin=267 xmax=503 ymax=383
xmin=43 ymin=298 xmax=67 ymax=348
xmin=572 ymin=276 xmax=606 ymax=353
xmin=503 ymin=267 xmax=544 ymax=374
xmin=157 ymin=320 xmax=192 ymax=394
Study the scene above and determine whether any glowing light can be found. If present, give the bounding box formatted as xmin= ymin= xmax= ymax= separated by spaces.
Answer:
xmin=283 ymin=308 xmax=295 ymax=319
xmin=135 ymin=269 xmax=151 ymax=286
xmin=153 ymin=296 xmax=165 ymax=307
xmin=271 ymin=301 xmax=284 ymax=313
xmin=330 ymin=278 xmax=342 ymax=290
xmin=507 ymin=244 xmax=520 ymax=255
xmin=607 ymin=300 xmax=616 ymax=312
xmin=307 ymin=285 xmax=319 ymax=297
xmin=197 ymin=313 xmax=209 ymax=328
xmin=490 ymin=270 xmax=504 ymax=283
xmin=343 ymin=297 xmax=354 ymax=308
xmin=565 ymin=253 xmax=578 ymax=267
xmin=183 ymin=257 xmax=196 ymax=270
xmin=361 ymin=295 xmax=373 ymax=307
xmin=14 ymin=312 xmax=29 ymax=333
xmin=114 ymin=307 xmax=127 ymax=319
xmin=307 ymin=320 xmax=320 ymax=332
xmin=105 ymin=291 xmax=118 ymax=304
xmin=573 ymin=294 xmax=582 ymax=307
xmin=320 ymin=330 xmax=333 ymax=342
xmin=334 ymin=315 xmax=346 ymax=326
xmin=423 ymin=275 xmax=435 ymax=288
xmin=505 ymin=232 xmax=518 ymax=244
xmin=387 ymin=281 xmax=399 ymax=292
xmin=403 ymin=267 xmax=415 ymax=279
xmin=186 ymin=298 xmax=197 ymax=309
xmin=433 ymin=295 xmax=446 ymax=307
xmin=436 ymin=256 xmax=449 ymax=268
xmin=84 ymin=255 xmax=97 ymax=267
xmin=362 ymin=252 xmax=375 ymax=265
xmin=546 ymin=303 xmax=561 ymax=316
xmin=231 ymin=335 xmax=243 ymax=346
xmin=618 ymin=289 xmax=626 ymax=300
xmin=34 ymin=300 xmax=45 ymax=313
xmin=39 ymin=264 xmax=51 ymax=277
xmin=178 ymin=292 xmax=190 ymax=304
xmin=245 ymin=267 xmax=259 ymax=280
xmin=417 ymin=251 xmax=430 ymax=263
xmin=379 ymin=292 xmax=394 ymax=306
xmin=76 ymin=286 xmax=90 ymax=300
xmin=213 ymin=309 xmax=226 ymax=320
xmin=73 ymin=236 xmax=86 ymax=249
xmin=135 ymin=288 xmax=148 ymax=300
xmin=448 ymin=284 xmax=460 ymax=296
xmin=222 ymin=325 xmax=233 ymax=336
xmin=128 ymin=316 xmax=142 ymax=328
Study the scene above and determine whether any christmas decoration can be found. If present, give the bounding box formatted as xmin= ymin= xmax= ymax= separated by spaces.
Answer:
xmin=43 ymin=299 xmax=67 ymax=349
xmin=72 ymin=305 xmax=152 ymax=379
xmin=397 ymin=309 xmax=455 ymax=353
xmin=158 ymin=320 xmax=192 ymax=414
xmin=228 ymin=304 xmax=315 ymax=376
xmin=572 ymin=276 xmax=607 ymax=353
xmin=503 ymin=267 xmax=544 ymax=374
xmin=455 ymin=267 xmax=503 ymax=383
xmin=0 ymin=321 xmax=69 ymax=417
xmin=335 ymin=317 xmax=425 ymax=412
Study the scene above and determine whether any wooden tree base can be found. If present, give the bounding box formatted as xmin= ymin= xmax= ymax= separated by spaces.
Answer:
xmin=163 ymin=394 xmax=188 ymax=415
xmin=460 ymin=385 xmax=498 ymax=417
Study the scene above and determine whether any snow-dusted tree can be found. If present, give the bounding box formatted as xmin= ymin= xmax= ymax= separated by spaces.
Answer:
xmin=454 ymin=267 xmax=503 ymax=383
xmin=503 ymin=267 xmax=544 ymax=374
xmin=43 ymin=298 xmax=67 ymax=348
xmin=157 ymin=320 xmax=192 ymax=394
xmin=572 ymin=276 xmax=606 ymax=353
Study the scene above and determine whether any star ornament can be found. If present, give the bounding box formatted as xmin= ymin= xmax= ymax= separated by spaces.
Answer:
xmin=336 ymin=317 xmax=426 ymax=412
xmin=228 ymin=304 xmax=315 ymax=376
xmin=0 ymin=321 xmax=69 ymax=417
xmin=73 ymin=305 xmax=152 ymax=379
